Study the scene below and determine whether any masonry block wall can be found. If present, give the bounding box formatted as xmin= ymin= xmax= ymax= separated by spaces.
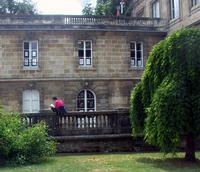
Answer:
xmin=0 ymin=29 xmax=165 ymax=112
xmin=132 ymin=0 xmax=200 ymax=32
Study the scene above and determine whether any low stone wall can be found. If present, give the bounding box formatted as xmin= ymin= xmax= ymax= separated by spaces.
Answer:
xmin=55 ymin=134 xmax=158 ymax=153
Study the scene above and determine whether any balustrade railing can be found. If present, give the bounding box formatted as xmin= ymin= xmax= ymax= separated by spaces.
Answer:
xmin=0 ymin=15 xmax=167 ymax=29
xmin=21 ymin=110 xmax=131 ymax=136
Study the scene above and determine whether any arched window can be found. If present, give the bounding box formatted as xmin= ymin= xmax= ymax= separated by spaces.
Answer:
xmin=22 ymin=90 xmax=40 ymax=113
xmin=77 ymin=89 xmax=96 ymax=112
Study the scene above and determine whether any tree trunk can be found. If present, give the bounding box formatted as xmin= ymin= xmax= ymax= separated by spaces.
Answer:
xmin=184 ymin=133 xmax=196 ymax=161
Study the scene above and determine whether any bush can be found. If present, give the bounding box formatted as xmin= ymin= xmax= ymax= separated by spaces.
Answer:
xmin=0 ymin=106 xmax=56 ymax=165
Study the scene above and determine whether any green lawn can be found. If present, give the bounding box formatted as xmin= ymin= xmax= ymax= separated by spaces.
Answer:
xmin=0 ymin=152 xmax=200 ymax=172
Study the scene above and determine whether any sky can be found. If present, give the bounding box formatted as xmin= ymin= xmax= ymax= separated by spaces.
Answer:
xmin=33 ymin=0 xmax=96 ymax=15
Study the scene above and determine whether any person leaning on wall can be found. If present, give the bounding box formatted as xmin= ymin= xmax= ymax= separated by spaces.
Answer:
xmin=50 ymin=96 xmax=67 ymax=115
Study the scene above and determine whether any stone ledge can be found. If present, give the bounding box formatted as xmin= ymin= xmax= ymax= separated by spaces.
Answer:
xmin=54 ymin=134 xmax=132 ymax=141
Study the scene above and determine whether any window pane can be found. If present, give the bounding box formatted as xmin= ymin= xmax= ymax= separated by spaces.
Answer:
xmin=87 ymin=100 xmax=94 ymax=108
xmin=78 ymin=91 xmax=84 ymax=98
xmin=78 ymin=50 xmax=84 ymax=57
xmin=31 ymin=41 xmax=37 ymax=49
xmin=24 ymin=59 xmax=29 ymax=66
xmin=77 ymin=100 xmax=84 ymax=108
xmin=32 ymin=51 xmax=37 ymax=57
xmin=78 ymin=41 xmax=84 ymax=49
xmin=79 ymin=58 xmax=84 ymax=65
xmin=130 ymin=51 xmax=135 ymax=57
xmin=86 ymin=41 xmax=91 ymax=49
xmin=86 ymin=50 xmax=91 ymax=57
xmin=24 ymin=42 xmax=29 ymax=49
xmin=137 ymin=51 xmax=141 ymax=58
xmin=131 ymin=59 xmax=135 ymax=66
xmin=87 ymin=91 xmax=94 ymax=98
xmin=86 ymin=58 xmax=91 ymax=65
xmin=24 ymin=51 xmax=29 ymax=57
xmin=130 ymin=43 xmax=135 ymax=49
xmin=31 ymin=58 xmax=37 ymax=66
xmin=137 ymin=60 xmax=142 ymax=66
xmin=137 ymin=43 xmax=141 ymax=50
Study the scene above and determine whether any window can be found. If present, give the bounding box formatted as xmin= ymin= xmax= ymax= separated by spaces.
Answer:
xmin=78 ymin=40 xmax=92 ymax=67
xmin=130 ymin=42 xmax=143 ymax=68
xmin=152 ymin=0 xmax=160 ymax=18
xmin=170 ymin=0 xmax=180 ymax=19
xmin=22 ymin=90 xmax=40 ymax=113
xmin=77 ymin=89 xmax=96 ymax=112
xmin=23 ymin=41 xmax=38 ymax=68
xmin=191 ymin=0 xmax=200 ymax=7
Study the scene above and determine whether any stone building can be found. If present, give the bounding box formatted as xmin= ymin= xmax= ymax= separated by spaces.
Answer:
xmin=131 ymin=0 xmax=200 ymax=32
xmin=0 ymin=15 xmax=166 ymax=113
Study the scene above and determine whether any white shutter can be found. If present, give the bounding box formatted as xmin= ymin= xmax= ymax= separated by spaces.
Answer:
xmin=23 ymin=90 xmax=40 ymax=113
xmin=174 ymin=0 xmax=179 ymax=18
xmin=31 ymin=90 xmax=40 ymax=113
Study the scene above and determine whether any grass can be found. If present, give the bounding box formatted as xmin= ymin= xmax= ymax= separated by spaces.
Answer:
xmin=0 ymin=152 xmax=200 ymax=172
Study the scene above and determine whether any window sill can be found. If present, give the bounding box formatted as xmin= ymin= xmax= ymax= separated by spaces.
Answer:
xmin=129 ymin=66 xmax=144 ymax=71
xmin=21 ymin=67 xmax=40 ymax=71
xmin=190 ymin=4 xmax=200 ymax=15
xmin=169 ymin=17 xmax=182 ymax=26
xmin=76 ymin=66 xmax=96 ymax=71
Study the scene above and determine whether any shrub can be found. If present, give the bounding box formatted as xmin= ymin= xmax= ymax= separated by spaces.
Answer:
xmin=0 ymin=106 xmax=56 ymax=165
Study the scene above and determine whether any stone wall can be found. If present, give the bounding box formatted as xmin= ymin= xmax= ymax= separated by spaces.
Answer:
xmin=0 ymin=30 xmax=165 ymax=112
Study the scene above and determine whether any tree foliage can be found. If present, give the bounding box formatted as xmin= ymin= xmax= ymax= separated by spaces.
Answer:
xmin=82 ymin=0 xmax=133 ymax=16
xmin=130 ymin=28 xmax=200 ymax=161
xmin=82 ymin=3 xmax=94 ymax=15
xmin=0 ymin=0 xmax=37 ymax=15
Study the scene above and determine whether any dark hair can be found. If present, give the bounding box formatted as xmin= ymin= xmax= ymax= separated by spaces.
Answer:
xmin=52 ymin=97 xmax=57 ymax=100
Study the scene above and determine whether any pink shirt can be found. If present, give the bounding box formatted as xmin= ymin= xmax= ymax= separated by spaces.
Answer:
xmin=54 ymin=99 xmax=64 ymax=108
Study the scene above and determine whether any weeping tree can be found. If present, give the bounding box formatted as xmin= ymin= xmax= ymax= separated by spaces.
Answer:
xmin=130 ymin=28 xmax=200 ymax=161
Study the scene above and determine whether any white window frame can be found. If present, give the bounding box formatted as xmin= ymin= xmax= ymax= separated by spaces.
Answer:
xmin=170 ymin=0 xmax=180 ymax=19
xmin=77 ymin=89 xmax=96 ymax=112
xmin=152 ymin=0 xmax=160 ymax=18
xmin=78 ymin=40 xmax=92 ymax=67
xmin=22 ymin=90 xmax=40 ymax=113
xmin=191 ymin=0 xmax=200 ymax=7
xmin=23 ymin=40 xmax=39 ymax=69
xmin=130 ymin=41 xmax=144 ymax=68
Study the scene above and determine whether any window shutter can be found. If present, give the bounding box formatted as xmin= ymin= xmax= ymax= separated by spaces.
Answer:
xmin=22 ymin=90 xmax=40 ymax=113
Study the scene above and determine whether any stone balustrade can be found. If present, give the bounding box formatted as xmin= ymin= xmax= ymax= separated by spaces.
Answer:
xmin=21 ymin=109 xmax=131 ymax=136
xmin=0 ymin=15 xmax=167 ymax=31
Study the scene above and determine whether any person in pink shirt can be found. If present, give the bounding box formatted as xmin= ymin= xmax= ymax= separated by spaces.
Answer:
xmin=51 ymin=96 xmax=67 ymax=114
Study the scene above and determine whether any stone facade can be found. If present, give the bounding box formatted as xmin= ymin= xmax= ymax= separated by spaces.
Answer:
xmin=0 ymin=16 xmax=166 ymax=112
xmin=131 ymin=0 xmax=200 ymax=32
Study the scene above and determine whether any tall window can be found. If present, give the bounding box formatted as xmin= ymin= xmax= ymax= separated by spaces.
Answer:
xmin=170 ymin=0 xmax=180 ymax=19
xmin=23 ymin=41 xmax=38 ymax=68
xmin=78 ymin=40 xmax=92 ymax=67
xmin=22 ymin=90 xmax=40 ymax=113
xmin=130 ymin=42 xmax=143 ymax=68
xmin=77 ymin=90 xmax=96 ymax=112
xmin=152 ymin=0 xmax=160 ymax=18
xmin=191 ymin=0 xmax=200 ymax=7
